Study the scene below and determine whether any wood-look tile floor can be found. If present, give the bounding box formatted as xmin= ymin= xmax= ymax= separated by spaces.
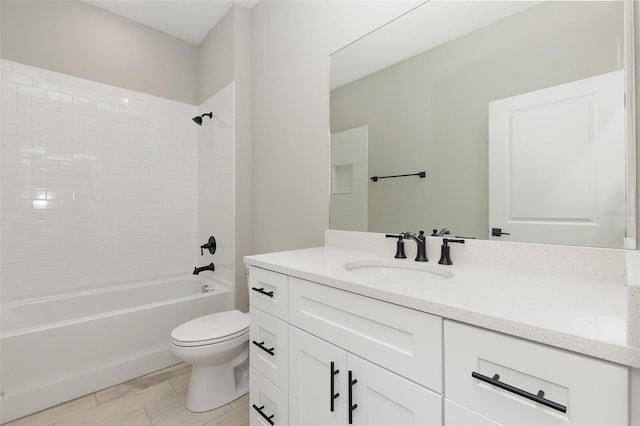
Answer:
xmin=4 ymin=363 xmax=249 ymax=426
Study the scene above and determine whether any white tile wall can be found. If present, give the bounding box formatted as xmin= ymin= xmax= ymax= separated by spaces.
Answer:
xmin=1 ymin=60 xmax=200 ymax=301
xmin=197 ymin=84 xmax=235 ymax=289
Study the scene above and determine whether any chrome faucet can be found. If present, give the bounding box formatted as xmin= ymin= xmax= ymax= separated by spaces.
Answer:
xmin=403 ymin=230 xmax=428 ymax=262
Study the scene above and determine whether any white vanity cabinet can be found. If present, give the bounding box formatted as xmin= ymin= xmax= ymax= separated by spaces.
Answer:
xmin=247 ymin=266 xmax=443 ymax=425
xmin=248 ymin=267 xmax=290 ymax=426
xmin=247 ymin=263 xmax=633 ymax=426
xmin=444 ymin=321 xmax=629 ymax=425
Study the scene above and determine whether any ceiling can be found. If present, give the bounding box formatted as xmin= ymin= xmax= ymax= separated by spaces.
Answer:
xmin=83 ymin=0 xmax=260 ymax=45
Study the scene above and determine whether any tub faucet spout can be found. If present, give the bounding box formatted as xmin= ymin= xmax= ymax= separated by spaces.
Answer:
xmin=193 ymin=263 xmax=215 ymax=275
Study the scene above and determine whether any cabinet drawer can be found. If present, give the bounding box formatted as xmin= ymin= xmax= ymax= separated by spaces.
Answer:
xmin=249 ymin=267 xmax=288 ymax=320
xmin=289 ymin=277 xmax=442 ymax=392
xmin=444 ymin=320 xmax=629 ymax=425
xmin=250 ymin=367 xmax=288 ymax=426
xmin=250 ymin=307 xmax=288 ymax=393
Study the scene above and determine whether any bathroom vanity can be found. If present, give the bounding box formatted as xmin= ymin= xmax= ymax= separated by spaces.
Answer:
xmin=245 ymin=231 xmax=639 ymax=425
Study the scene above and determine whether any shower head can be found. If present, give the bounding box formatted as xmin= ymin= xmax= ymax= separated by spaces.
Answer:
xmin=192 ymin=112 xmax=213 ymax=126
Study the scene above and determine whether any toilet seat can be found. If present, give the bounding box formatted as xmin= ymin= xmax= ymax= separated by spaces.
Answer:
xmin=171 ymin=310 xmax=249 ymax=347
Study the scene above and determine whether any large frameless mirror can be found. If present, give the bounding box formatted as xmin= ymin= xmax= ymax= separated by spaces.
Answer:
xmin=329 ymin=0 xmax=636 ymax=249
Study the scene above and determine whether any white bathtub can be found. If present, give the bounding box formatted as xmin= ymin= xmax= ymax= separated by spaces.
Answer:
xmin=0 ymin=275 xmax=233 ymax=423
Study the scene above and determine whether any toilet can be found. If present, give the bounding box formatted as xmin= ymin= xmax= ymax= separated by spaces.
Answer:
xmin=170 ymin=310 xmax=250 ymax=412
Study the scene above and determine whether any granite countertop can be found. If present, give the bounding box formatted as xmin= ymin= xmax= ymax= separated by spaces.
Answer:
xmin=245 ymin=245 xmax=640 ymax=368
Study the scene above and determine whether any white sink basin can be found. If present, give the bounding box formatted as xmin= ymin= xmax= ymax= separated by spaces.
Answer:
xmin=342 ymin=260 xmax=453 ymax=281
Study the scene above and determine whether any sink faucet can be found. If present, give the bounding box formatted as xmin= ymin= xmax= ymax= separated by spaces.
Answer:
xmin=403 ymin=230 xmax=428 ymax=262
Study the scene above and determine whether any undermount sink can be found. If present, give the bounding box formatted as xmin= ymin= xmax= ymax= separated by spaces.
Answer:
xmin=342 ymin=260 xmax=453 ymax=281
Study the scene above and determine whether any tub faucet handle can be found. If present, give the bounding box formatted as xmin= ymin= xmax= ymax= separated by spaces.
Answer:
xmin=200 ymin=236 xmax=217 ymax=256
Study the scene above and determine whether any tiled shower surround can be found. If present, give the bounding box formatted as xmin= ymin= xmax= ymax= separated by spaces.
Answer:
xmin=1 ymin=59 xmax=200 ymax=301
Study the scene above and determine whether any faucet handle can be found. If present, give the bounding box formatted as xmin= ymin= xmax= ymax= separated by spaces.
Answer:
xmin=438 ymin=238 xmax=465 ymax=265
xmin=385 ymin=234 xmax=407 ymax=259
xmin=200 ymin=236 xmax=217 ymax=256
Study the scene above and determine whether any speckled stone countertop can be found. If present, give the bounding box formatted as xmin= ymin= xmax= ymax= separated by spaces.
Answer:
xmin=245 ymin=234 xmax=640 ymax=369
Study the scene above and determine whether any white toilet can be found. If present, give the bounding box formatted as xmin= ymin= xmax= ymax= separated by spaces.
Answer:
xmin=170 ymin=310 xmax=249 ymax=412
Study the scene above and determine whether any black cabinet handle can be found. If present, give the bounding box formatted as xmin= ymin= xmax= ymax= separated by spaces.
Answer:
xmin=348 ymin=370 xmax=358 ymax=424
xmin=251 ymin=287 xmax=274 ymax=297
xmin=252 ymin=340 xmax=275 ymax=356
xmin=471 ymin=372 xmax=566 ymax=413
xmin=330 ymin=361 xmax=340 ymax=412
xmin=252 ymin=404 xmax=275 ymax=425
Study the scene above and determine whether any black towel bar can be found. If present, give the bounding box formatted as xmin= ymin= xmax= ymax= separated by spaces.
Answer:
xmin=370 ymin=171 xmax=426 ymax=182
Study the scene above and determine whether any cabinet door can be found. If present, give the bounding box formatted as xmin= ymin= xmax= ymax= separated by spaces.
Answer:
xmin=445 ymin=399 xmax=502 ymax=426
xmin=348 ymin=353 xmax=442 ymax=426
xmin=289 ymin=326 xmax=347 ymax=426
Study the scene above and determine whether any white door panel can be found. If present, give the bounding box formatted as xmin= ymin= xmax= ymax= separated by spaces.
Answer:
xmin=489 ymin=70 xmax=626 ymax=247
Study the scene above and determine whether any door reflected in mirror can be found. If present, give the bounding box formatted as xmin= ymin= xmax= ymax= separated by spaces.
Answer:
xmin=329 ymin=0 xmax=636 ymax=249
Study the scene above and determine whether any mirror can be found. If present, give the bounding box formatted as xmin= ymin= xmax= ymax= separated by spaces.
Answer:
xmin=329 ymin=0 xmax=636 ymax=249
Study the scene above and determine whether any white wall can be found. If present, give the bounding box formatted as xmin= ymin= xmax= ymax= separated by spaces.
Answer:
xmin=198 ymin=5 xmax=236 ymax=104
xmin=231 ymin=5 xmax=252 ymax=312
xmin=0 ymin=1 xmax=199 ymax=105
xmin=199 ymin=4 xmax=252 ymax=310
xmin=0 ymin=60 xmax=199 ymax=301
xmin=250 ymin=0 xmax=423 ymax=254
xmin=197 ymin=84 xmax=235 ymax=294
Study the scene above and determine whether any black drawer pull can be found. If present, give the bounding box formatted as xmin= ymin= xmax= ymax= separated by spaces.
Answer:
xmin=252 ymin=340 xmax=275 ymax=356
xmin=330 ymin=361 xmax=340 ymax=412
xmin=348 ymin=370 xmax=358 ymax=424
xmin=252 ymin=404 xmax=275 ymax=425
xmin=471 ymin=372 xmax=566 ymax=413
xmin=251 ymin=287 xmax=274 ymax=297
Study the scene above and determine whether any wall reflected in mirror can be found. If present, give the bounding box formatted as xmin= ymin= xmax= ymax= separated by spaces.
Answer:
xmin=329 ymin=0 xmax=636 ymax=249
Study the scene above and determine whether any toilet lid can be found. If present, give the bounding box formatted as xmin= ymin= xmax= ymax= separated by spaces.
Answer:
xmin=171 ymin=310 xmax=249 ymax=346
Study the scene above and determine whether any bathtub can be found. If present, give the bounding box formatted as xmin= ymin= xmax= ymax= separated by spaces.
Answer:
xmin=0 ymin=274 xmax=233 ymax=423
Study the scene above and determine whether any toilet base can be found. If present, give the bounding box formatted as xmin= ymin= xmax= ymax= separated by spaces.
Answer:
xmin=185 ymin=346 xmax=249 ymax=413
